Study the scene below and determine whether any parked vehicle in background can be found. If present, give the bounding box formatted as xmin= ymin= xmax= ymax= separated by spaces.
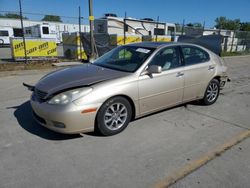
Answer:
xmin=0 ymin=27 xmax=14 ymax=46
xmin=24 ymin=23 xmax=59 ymax=43
xmin=0 ymin=18 xmax=90 ymax=44
xmin=25 ymin=42 xmax=228 ymax=136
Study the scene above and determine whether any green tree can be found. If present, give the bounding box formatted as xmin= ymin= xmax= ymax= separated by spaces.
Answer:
xmin=0 ymin=13 xmax=28 ymax=19
xmin=240 ymin=22 xmax=250 ymax=31
xmin=41 ymin=15 xmax=62 ymax=22
xmin=215 ymin=16 xmax=227 ymax=29
xmin=215 ymin=16 xmax=241 ymax=30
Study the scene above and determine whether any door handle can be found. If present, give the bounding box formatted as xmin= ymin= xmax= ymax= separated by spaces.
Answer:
xmin=176 ymin=72 xmax=184 ymax=77
xmin=208 ymin=66 xmax=215 ymax=70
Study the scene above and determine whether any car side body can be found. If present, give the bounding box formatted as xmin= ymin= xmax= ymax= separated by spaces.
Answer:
xmin=29 ymin=42 xmax=228 ymax=135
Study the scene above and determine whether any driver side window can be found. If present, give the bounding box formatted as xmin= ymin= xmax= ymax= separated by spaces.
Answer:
xmin=149 ymin=47 xmax=181 ymax=71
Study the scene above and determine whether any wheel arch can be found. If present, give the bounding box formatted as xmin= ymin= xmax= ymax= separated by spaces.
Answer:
xmin=213 ymin=76 xmax=221 ymax=83
xmin=94 ymin=94 xmax=136 ymax=131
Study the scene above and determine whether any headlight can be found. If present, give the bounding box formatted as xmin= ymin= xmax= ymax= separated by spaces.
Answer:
xmin=48 ymin=87 xmax=92 ymax=105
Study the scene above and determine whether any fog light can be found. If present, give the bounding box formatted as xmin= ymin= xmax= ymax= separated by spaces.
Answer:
xmin=53 ymin=121 xmax=66 ymax=128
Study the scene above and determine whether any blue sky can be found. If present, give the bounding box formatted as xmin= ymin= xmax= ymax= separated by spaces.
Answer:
xmin=0 ymin=0 xmax=249 ymax=27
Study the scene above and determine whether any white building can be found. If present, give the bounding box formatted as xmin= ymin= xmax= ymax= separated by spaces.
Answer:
xmin=94 ymin=15 xmax=176 ymax=37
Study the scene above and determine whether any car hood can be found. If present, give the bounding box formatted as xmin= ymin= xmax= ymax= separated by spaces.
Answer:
xmin=35 ymin=64 xmax=130 ymax=94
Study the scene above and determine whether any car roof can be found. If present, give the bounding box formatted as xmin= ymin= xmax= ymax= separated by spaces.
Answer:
xmin=126 ymin=42 xmax=193 ymax=49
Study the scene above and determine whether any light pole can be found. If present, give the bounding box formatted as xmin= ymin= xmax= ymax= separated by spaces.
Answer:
xmin=19 ymin=0 xmax=27 ymax=63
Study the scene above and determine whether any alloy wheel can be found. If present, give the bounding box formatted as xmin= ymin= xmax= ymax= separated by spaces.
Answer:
xmin=104 ymin=102 xmax=128 ymax=131
xmin=206 ymin=82 xmax=219 ymax=103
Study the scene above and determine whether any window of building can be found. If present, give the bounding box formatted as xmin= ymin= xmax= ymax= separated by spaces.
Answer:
xmin=42 ymin=27 xmax=49 ymax=34
xmin=0 ymin=30 xmax=9 ymax=36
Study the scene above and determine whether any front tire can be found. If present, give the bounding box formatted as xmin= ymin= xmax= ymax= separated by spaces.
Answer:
xmin=202 ymin=79 xmax=220 ymax=105
xmin=96 ymin=97 xmax=132 ymax=136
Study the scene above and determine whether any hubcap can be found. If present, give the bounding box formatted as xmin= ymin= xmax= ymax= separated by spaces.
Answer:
xmin=104 ymin=103 xmax=128 ymax=131
xmin=206 ymin=82 xmax=218 ymax=102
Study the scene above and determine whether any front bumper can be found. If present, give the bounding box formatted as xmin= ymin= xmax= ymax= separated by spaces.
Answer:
xmin=30 ymin=94 xmax=101 ymax=134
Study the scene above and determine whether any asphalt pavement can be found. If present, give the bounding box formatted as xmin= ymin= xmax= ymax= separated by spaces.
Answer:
xmin=170 ymin=138 xmax=250 ymax=188
xmin=0 ymin=56 xmax=249 ymax=188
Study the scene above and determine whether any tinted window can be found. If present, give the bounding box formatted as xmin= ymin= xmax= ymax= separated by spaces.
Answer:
xmin=181 ymin=46 xmax=209 ymax=65
xmin=0 ymin=30 xmax=9 ymax=36
xmin=42 ymin=27 xmax=49 ymax=34
xmin=149 ymin=47 xmax=181 ymax=71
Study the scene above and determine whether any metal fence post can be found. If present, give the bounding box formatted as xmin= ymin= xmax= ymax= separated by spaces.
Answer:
xmin=19 ymin=0 xmax=27 ymax=63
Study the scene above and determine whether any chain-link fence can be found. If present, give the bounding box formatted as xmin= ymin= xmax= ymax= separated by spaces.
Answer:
xmin=175 ymin=24 xmax=250 ymax=54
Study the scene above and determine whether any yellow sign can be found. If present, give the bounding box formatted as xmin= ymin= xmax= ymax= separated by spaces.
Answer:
xmin=11 ymin=39 xmax=58 ymax=58
xmin=89 ymin=16 xmax=95 ymax=21
xmin=117 ymin=36 xmax=142 ymax=45
xmin=153 ymin=36 xmax=171 ymax=42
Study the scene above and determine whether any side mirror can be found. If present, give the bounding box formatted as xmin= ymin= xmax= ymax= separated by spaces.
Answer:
xmin=147 ymin=65 xmax=162 ymax=74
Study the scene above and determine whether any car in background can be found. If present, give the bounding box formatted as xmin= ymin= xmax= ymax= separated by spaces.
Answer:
xmin=0 ymin=27 xmax=14 ymax=46
xmin=25 ymin=42 xmax=228 ymax=136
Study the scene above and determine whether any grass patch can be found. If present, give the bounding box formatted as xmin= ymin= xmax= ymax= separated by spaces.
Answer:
xmin=221 ymin=51 xmax=250 ymax=57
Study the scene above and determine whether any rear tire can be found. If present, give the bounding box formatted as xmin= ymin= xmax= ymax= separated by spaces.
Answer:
xmin=202 ymin=79 xmax=220 ymax=105
xmin=96 ymin=97 xmax=132 ymax=136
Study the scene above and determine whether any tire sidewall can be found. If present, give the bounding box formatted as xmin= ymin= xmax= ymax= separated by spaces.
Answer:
xmin=96 ymin=97 xmax=132 ymax=136
xmin=203 ymin=79 xmax=220 ymax=105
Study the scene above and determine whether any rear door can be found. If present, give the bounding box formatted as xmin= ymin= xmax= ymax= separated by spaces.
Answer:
xmin=181 ymin=45 xmax=215 ymax=102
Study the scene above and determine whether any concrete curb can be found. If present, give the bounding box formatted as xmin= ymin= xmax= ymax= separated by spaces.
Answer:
xmin=153 ymin=130 xmax=250 ymax=188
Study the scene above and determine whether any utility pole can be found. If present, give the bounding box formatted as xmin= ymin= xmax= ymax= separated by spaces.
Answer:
xmin=155 ymin=16 xmax=159 ymax=42
xmin=19 ymin=0 xmax=27 ymax=63
xmin=181 ymin=19 xmax=185 ymax=36
xmin=78 ymin=6 xmax=82 ymax=60
xmin=123 ymin=11 xmax=127 ymax=45
xmin=203 ymin=21 xmax=206 ymax=33
xmin=88 ymin=0 xmax=95 ymax=60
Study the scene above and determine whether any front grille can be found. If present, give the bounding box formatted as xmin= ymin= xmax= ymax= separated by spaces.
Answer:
xmin=33 ymin=111 xmax=46 ymax=125
xmin=34 ymin=88 xmax=48 ymax=102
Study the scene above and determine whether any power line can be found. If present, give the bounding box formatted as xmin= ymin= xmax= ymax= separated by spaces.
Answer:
xmin=0 ymin=10 xmax=88 ymax=20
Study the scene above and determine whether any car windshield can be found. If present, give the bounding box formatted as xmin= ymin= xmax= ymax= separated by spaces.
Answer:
xmin=93 ymin=45 xmax=155 ymax=72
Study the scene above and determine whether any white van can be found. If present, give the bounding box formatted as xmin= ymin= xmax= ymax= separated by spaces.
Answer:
xmin=0 ymin=27 xmax=14 ymax=45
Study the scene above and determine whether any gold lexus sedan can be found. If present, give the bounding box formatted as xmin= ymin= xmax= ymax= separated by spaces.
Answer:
xmin=25 ymin=42 xmax=228 ymax=136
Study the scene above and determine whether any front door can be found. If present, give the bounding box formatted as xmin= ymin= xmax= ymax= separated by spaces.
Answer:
xmin=138 ymin=46 xmax=184 ymax=115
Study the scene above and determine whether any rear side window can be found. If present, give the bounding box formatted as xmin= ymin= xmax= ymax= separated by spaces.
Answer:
xmin=181 ymin=46 xmax=209 ymax=66
xmin=0 ymin=30 xmax=9 ymax=36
